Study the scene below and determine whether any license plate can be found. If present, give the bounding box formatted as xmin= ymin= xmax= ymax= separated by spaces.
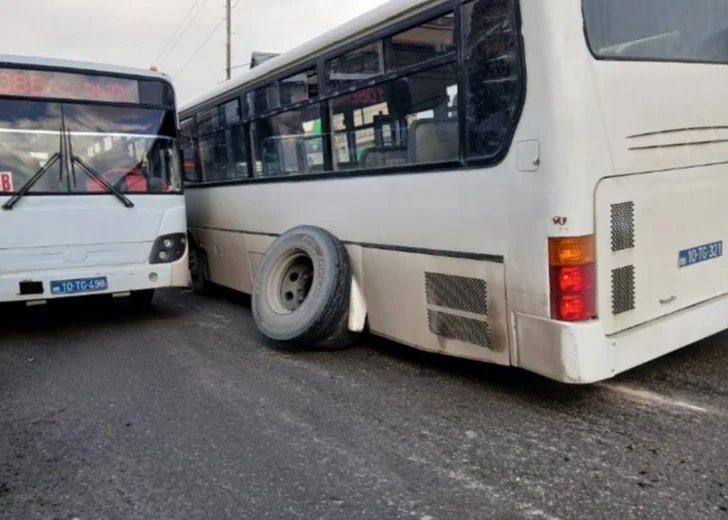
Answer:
xmin=50 ymin=277 xmax=109 ymax=295
xmin=678 ymin=241 xmax=723 ymax=268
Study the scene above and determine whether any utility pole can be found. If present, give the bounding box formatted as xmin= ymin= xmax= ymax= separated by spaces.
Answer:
xmin=225 ymin=0 xmax=232 ymax=80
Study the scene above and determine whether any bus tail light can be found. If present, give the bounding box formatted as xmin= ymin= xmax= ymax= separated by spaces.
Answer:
xmin=548 ymin=236 xmax=596 ymax=322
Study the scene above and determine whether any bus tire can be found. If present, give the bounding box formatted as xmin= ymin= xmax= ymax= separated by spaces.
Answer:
xmin=252 ymin=225 xmax=354 ymax=349
xmin=189 ymin=239 xmax=212 ymax=296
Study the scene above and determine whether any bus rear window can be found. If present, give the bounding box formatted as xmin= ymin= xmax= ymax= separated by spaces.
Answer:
xmin=583 ymin=0 xmax=728 ymax=64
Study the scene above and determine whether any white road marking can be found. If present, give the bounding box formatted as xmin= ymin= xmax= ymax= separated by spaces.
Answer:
xmin=597 ymin=382 xmax=720 ymax=414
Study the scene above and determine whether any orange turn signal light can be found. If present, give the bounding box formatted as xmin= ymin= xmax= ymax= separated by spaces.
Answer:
xmin=548 ymin=235 xmax=594 ymax=266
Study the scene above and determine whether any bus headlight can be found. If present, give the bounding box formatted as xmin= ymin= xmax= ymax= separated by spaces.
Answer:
xmin=150 ymin=233 xmax=187 ymax=264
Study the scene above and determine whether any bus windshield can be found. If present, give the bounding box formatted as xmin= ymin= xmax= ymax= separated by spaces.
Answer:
xmin=583 ymin=0 xmax=728 ymax=64
xmin=0 ymin=99 xmax=181 ymax=195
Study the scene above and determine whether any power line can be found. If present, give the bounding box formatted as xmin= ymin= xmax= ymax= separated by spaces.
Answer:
xmin=175 ymin=0 xmax=241 ymax=78
xmin=153 ymin=0 xmax=204 ymax=66
xmin=159 ymin=0 xmax=213 ymax=67
xmin=174 ymin=19 xmax=225 ymax=77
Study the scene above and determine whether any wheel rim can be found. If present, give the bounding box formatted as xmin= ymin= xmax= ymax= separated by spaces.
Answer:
xmin=267 ymin=250 xmax=314 ymax=314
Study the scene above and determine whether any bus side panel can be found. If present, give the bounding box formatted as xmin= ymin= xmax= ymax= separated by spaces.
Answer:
xmin=245 ymin=234 xmax=277 ymax=285
xmin=362 ymin=248 xmax=509 ymax=365
xmin=191 ymin=228 xmax=255 ymax=294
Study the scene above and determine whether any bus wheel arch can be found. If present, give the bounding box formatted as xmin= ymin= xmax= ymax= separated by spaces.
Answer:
xmin=252 ymin=225 xmax=358 ymax=349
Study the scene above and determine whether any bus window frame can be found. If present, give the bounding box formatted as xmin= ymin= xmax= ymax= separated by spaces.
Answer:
xmin=181 ymin=0 xmax=526 ymax=189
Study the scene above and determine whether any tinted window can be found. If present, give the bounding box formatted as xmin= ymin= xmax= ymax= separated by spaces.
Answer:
xmin=180 ymin=118 xmax=199 ymax=182
xmin=387 ymin=13 xmax=456 ymax=71
xmin=327 ymin=42 xmax=383 ymax=90
xmin=253 ymin=104 xmax=324 ymax=177
xmin=330 ymin=64 xmax=459 ymax=169
xmin=196 ymin=107 xmax=221 ymax=134
xmin=194 ymin=101 xmax=248 ymax=182
xmin=199 ymin=132 xmax=228 ymax=182
xmin=198 ymin=127 xmax=247 ymax=182
xmin=583 ymin=0 xmax=728 ymax=63
xmin=254 ymin=83 xmax=279 ymax=114
xmin=222 ymin=99 xmax=240 ymax=124
xmin=279 ymin=68 xmax=319 ymax=106
xmin=463 ymin=0 xmax=523 ymax=161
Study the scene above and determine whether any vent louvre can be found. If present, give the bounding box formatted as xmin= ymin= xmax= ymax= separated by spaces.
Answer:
xmin=612 ymin=265 xmax=635 ymax=315
xmin=427 ymin=310 xmax=490 ymax=348
xmin=611 ymin=202 xmax=635 ymax=252
xmin=425 ymin=272 xmax=487 ymax=315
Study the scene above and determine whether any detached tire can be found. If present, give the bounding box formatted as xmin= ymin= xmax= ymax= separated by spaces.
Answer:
xmin=252 ymin=226 xmax=354 ymax=349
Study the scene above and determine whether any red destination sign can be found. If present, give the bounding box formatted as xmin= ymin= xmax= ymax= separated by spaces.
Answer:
xmin=0 ymin=68 xmax=140 ymax=103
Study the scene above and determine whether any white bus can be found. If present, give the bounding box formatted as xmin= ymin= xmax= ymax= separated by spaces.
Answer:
xmin=0 ymin=56 xmax=188 ymax=307
xmin=180 ymin=0 xmax=728 ymax=383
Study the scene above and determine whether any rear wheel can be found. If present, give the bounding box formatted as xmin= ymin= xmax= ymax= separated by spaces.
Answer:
xmin=129 ymin=289 xmax=155 ymax=307
xmin=189 ymin=241 xmax=212 ymax=296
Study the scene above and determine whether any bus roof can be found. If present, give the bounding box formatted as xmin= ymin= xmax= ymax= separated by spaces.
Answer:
xmin=180 ymin=0 xmax=440 ymax=111
xmin=0 ymin=54 xmax=172 ymax=83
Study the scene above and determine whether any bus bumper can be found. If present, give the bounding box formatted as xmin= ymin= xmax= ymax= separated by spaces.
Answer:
xmin=0 ymin=249 xmax=189 ymax=304
xmin=514 ymin=292 xmax=728 ymax=384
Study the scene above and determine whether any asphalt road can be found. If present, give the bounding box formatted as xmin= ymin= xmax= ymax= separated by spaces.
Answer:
xmin=0 ymin=289 xmax=726 ymax=520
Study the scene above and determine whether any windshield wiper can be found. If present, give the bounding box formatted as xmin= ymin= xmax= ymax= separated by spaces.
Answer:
xmin=70 ymin=155 xmax=135 ymax=208
xmin=66 ymin=130 xmax=134 ymax=209
xmin=2 ymin=129 xmax=64 ymax=211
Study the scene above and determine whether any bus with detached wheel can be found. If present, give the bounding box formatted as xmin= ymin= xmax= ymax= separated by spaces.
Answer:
xmin=180 ymin=0 xmax=728 ymax=383
xmin=0 ymin=56 xmax=187 ymax=307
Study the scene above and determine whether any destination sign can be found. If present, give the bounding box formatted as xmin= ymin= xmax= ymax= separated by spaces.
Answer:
xmin=0 ymin=68 xmax=140 ymax=103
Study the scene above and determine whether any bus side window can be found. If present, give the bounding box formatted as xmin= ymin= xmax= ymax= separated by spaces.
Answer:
xmin=462 ymin=0 xmax=523 ymax=161
xmin=252 ymin=102 xmax=324 ymax=177
xmin=194 ymin=101 xmax=248 ymax=182
xmin=179 ymin=118 xmax=199 ymax=183
xmin=329 ymin=64 xmax=459 ymax=170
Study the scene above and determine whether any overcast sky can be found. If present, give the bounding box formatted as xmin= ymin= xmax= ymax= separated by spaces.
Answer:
xmin=0 ymin=0 xmax=388 ymax=103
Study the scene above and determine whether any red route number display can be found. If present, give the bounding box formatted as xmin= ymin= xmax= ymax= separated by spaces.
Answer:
xmin=334 ymin=86 xmax=387 ymax=108
xmin=0 ymin=68 xmax=140 ymax=103
xmin=0 ymin=172 xmax=13 ymax=193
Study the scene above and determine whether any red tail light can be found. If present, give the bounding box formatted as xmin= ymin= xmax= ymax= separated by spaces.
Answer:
xmin=550 ymin=264 xmax=594 ymax=293
xmin=548 ymin=236 xmax=596 ymax=322
xmin=551 ymin=291 xmax=596 ymax=321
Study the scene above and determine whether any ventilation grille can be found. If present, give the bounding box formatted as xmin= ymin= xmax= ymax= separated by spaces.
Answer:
xmin=611 ymin=202 xmax=635 ymax=252
xmin=425 ymin=272 xmax=487 ymax=314
xmin=612 ymin=265 xmax=635 ymax=315
xmin=428 ymin=310 xmax=490 ymax=348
